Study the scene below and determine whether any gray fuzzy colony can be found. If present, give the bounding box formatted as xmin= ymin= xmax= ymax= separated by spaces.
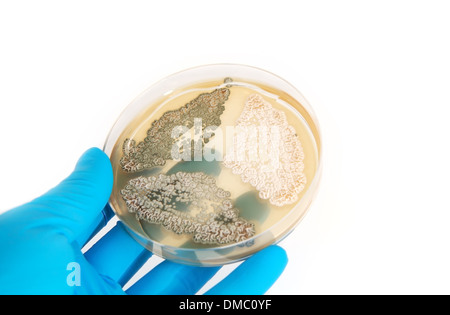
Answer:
xmin=120 ymin=86 xmax=230 ymax=173
xmin=120 ymin=172 xmax=255 ymax=245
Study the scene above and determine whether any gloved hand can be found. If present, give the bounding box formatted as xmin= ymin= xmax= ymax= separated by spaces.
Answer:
xmin=0 ymin=148 xmax=288 ymax=294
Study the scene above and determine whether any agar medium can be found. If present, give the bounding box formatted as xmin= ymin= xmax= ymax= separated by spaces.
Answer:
xmin=104 ymin=64 xmax=322 ymax=266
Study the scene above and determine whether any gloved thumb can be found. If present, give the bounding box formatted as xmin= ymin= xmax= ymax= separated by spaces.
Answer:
xmin=18 ymin=147 xmax=113 ymax=244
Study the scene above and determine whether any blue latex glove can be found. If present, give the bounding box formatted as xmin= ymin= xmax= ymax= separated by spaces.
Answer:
xmin=0 ymin=148 xmax=288 ymax=294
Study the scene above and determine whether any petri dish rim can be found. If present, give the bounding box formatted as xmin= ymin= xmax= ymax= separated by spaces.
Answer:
xmin=103 ymin=63 xmax=323 ymax=266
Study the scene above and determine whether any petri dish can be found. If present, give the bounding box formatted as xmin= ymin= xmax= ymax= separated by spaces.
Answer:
xmin=103 ymin=64 xmax=322 ymax=266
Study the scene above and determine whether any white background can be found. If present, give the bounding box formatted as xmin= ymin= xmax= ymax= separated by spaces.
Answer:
xmin=1 ymin=1 xmax=450 ymax=294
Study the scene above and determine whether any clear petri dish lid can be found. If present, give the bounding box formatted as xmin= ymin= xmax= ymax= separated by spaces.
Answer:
xmin=104 ymin=64 xmax=322 ymax=266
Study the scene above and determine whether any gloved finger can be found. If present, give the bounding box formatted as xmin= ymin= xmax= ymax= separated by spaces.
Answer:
xmin=205 ymin=245 xmax=288 ymax=295
xmin=126 ymin=260 xmax=219 ymax=295
xmin=26 ymin=147 xmax=113 ymax=245
xmin=84 ymin=221 xmax=152 ymax=287
xmin=78 ymin=203 xmax=116 ymax=248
